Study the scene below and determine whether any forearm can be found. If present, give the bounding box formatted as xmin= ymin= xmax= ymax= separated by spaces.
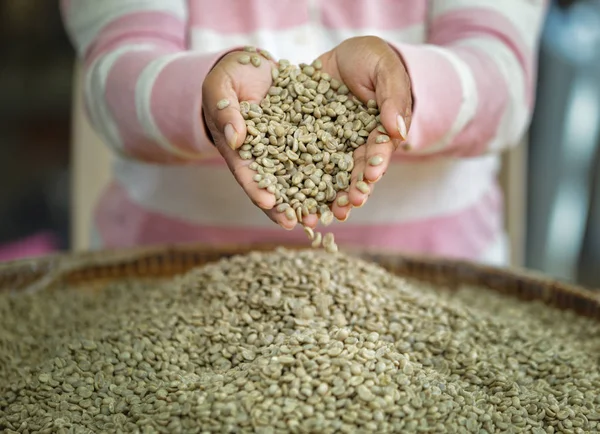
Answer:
xmin=390 ymin=1 xmax=547 ymax=159
xmin=61 ymin=0 xmax=228 ymax=164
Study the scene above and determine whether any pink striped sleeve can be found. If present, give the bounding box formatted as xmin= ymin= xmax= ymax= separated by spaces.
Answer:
xmin=390 ymin=1 xmax=548 ymax=158
xmin=60 ymin=0 xmax=227 ymax=164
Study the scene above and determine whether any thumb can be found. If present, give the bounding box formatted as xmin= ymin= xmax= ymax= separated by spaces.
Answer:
xmin=374 ymin=51 xmax=412 ymax=147
xmin=202 ymin=71 xmax=247 ymax=151
xmin=202 ymin=52 xmax=276 ymax=151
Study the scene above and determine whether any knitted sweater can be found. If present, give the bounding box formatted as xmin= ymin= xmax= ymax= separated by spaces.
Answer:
xmin=60 ymin=0 xmax=547 ymax=264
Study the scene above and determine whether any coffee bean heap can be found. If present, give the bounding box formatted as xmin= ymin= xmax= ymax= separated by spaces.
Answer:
xmin=1 ymin=249 xmax=599 ymax=433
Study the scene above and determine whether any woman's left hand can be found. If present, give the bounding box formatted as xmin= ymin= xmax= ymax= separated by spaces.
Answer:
xmin=316 ymin=36 xmax=413 ymax=221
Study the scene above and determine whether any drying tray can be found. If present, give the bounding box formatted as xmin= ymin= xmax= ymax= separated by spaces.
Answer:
xmin=0 ymin=243 xmax=598 ymax=320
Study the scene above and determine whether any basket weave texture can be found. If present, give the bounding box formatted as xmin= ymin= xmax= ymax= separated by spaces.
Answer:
xmin=0 ymin=243 xmax=597 ymax=320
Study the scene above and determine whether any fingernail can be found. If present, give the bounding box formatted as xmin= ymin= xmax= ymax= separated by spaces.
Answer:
xmin=337 ymin=209 xmax=351 ymax=222
xmin=364 ymin=170 xmax=381 ymax=183
xmin=397 ymin=115 xmax=408 ymax=141
xmin=224 ymin=123 xmax=238 ymax=150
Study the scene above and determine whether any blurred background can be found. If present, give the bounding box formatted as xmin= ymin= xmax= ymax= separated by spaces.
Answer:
xmin=0 ymin=1 xmax=71 ymax=259
xmin=0 ymin=0 xmax=599 ymax=287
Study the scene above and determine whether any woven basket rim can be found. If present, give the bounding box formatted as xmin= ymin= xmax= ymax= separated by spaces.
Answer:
xmin=0 ymin=243 xmax=598 ymax=319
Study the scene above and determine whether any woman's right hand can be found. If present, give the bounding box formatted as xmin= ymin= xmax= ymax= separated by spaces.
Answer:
xmin=202 ymin=50 xmax=318 ymax=230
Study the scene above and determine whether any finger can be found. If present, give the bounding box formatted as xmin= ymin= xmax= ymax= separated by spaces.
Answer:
xmin=207 ymin=113 xmax=282 ymax=224
xmin=374 ymin=50 xmax=413 ymax=145
xmin=347 ymin=146 xmax=376 ymax=208
xmin=348 ymin=145 xmax=368 ymax=207
xmin=223 ymin=156 xmax=315 ymax=231
xmin=202 ymin=72 xmax=248 ymax=151
xmin=363 ymin=128 xmax=397 ymax=183
xmin=331 ymin=191 xmax=352 ymax=222
xmin=226 ymin=154 xmax=277 ymax=210
xmin=349 ymin=178 xmax=375 ymax=209
xmin=263 ymin=204 xmax=318 ymax=231
xmin=202 ymin=55 xmax=275 ymax=151
xmin=302 ymin=213 xmax=319 ymax=229
xmin=215 ymin=137 xmax=278 ymax=213
xmin=263 ymin=206 xmax=299 ymax=231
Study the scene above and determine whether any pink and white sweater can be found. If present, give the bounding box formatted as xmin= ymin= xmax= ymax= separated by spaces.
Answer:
xmin=60 ymin=0 xmax=547 ymax=264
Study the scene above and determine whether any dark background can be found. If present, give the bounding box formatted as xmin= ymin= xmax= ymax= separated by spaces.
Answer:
xmin=0 ymin=1 xmax=72 ymax=249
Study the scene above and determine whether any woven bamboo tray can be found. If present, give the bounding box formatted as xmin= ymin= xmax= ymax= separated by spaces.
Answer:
xmin=0 ymin=243 xmax=598 ymax=320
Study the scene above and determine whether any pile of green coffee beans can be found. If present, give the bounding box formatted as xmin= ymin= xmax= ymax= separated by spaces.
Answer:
xmin=1 ymin=248 xmax=599 ymax=433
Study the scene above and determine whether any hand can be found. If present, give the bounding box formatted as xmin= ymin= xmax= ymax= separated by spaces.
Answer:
xmin=202 ymin=50 xmax=314 ymax=230
xmin=316 ymin=36 xmax=413 ymax=222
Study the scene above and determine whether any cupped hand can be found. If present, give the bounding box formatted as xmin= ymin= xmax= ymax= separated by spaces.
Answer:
xmin=315 ymin=36 xmax=413 ymax=222
xmin=202 ymin=50 xmax=315 ymax=230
